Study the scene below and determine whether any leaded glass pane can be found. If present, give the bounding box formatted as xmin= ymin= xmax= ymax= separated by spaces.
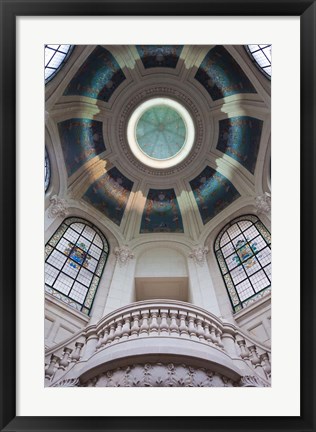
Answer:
xmin=53 ymin=272 xmax=74 ymax=294
xmin=45 ymin=263 xmax=59 ymax=285
xmin=77 ymin=267 xmax=93 ymax=287
xmin=227 ymin=224 xmax=241 ymax=239
xmin=214 ymin=215 xmax=271 ymax=312
xmin=222 ymin=242 xmax=235 ymax=258
xmin=44 ymin=218 xmax=109 ymax=315
xmin=243 ymin=256 xmax=261 ymax=276
xmin=250 ymin=270 xmax=270 ymax=292
xmin=236 ymin=279 xmax=254 ymax=301
xmin=243 ymin=225 xmax=260 ymax=241
xmin=62 ymin=258 xmax=80 ymax=278
xmin=64 ymin=227 xmax=81 ymax=244
xmin=69 ymin=282 xmax=88 ymax=303
xmin=256 ymin=247 xmax=271 ymax=267
xmin=237 ymin=220 xmax=252 ymax=230
xmin=219 ymin=232 xmax=230 ymax=247
xmin=82 ymin=225 xmax=96 ymax=241
xmin=47 ymin=249 xmax=67 ymax=269
xmin=88 ymin=244 xmax=102 ymax=260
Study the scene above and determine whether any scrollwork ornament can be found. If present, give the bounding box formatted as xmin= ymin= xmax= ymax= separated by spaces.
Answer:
xmin=48 ymin=195 xmax=69 ymax=219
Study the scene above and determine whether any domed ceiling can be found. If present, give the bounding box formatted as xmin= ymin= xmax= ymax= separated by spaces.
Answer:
xmin=46 ymin=44 xmax=270 ymax=241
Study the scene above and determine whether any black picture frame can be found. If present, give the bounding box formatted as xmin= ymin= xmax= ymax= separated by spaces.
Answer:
xmin=0 ymin=1 xmax=315 ymax=431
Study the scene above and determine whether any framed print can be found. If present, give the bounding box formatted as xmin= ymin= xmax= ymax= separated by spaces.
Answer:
xmin=1 ymin=1 xmax=315 ymax=431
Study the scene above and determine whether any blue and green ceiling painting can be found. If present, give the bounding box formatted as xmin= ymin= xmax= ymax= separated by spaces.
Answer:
xmin=63 ymin=45 xmax=126 ymax=102
xmin=216 ymin=116 xmax=263 ymax=174
xmin=82 ymin=167 xmax=133 ymax=226
xmin=58 ymin=118 xmax=105 ymax=177
xmin=140 ymin=188 xmax=184 ymax=234
xmin=136 ymin=45 xmax=183 ymax=69
xmin=189 ymin=166 xmax=240 ymax=225
xmin=194 ymin=45 xmax=257 ymax=100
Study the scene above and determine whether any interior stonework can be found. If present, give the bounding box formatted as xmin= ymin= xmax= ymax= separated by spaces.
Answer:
xmin=45 ymin=45 xmax=271 ymax=387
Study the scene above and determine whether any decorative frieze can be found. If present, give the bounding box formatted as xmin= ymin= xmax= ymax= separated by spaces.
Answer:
xmin=83 ymin=362 xmax=236 ymax=387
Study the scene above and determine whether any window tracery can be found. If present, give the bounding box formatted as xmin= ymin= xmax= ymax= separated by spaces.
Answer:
xmin=214 ymin=215 xmax=271 ymax=312
xmin=45 ymin=217 xmax=109 ymax=315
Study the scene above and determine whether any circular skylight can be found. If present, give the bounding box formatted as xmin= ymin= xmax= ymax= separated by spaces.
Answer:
xmin=45 ymin=45 xmax=74 ymax=83
xmin=127 ymin=98 xmax=195 ymax=169
xmin=246 ymin=45 xmax=271 ymax=79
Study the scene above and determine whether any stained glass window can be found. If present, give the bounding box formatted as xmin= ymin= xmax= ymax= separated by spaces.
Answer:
xmin=45 ymin=148 xmax=51 ymax=192
xmin=45 ymin=217 xmax=109 ymax=315
xmin=45 ymin=45 xmax=74 ymax=83
xmin=214 ymin=215 xmax=271 ymax=312
xmin=245 ymin=45 xmax=271 ymax=79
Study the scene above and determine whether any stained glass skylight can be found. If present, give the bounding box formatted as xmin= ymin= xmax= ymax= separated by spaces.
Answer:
xmin=127 ymin=98 xmax=195 ymax=169
xmin=246 ymin=45 xmax=271 ymax=79
xmin=136 ymin=105 xmax=186 ymax=160
xmin=45 ymin=45 xmax=74 ymax=83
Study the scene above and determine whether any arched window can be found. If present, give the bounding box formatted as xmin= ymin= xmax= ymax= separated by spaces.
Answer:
xmin=214 ymin=215 xmax=271 ymax=312
xmin=45 ymin=217 xmax=109 ymax=315
xmin=45 ymin=45 xmax=74 ymax=83
xmin=45 ymin=148 xmax=51 ymax=192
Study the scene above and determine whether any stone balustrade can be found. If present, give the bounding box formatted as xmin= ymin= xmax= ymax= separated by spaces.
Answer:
xmin=45 ymin=300 xmax=271 ymax=386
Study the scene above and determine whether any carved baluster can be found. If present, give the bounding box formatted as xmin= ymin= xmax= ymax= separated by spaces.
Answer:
xmin=204 ymin=319 xmax=212 ymax=344
xmin=196 ymin=315 xmax=205 ymax=341
xmin=187 ymin=313 xmax=198 ymax=340
xmin=106 ymin=321 xmax=116 ymax=345
xmin=140 ymin=309 xmax=149 ymax=336
xmin=101 ymin=327 xmax=109 ymax=346
xmin=248 ymin=345 xmax=267 ymax=380
xmin=159 ymin=309 xmax=169 ymax=335
xmin=114 ymin=318 xmax=123 ymax=342
xmin=59 ymin=347 xmax=73 ymax=369
xmin=216 ymin=329 xmax=224 ymax=348
xmin=149 ymin=309 xmax=159 ymax=335
xmin=71 ymin=342 xmax=84 ymax=362
xmin=130 ymin=311 xmax=140 ymax=338
xmin=237 ymin=339 xmax=250 ymax=359
xmin=209 ymin=324 xmax=218 ymax=345
xmin=179 ymin=310 xmax=189 ymax=338
xmin=260 ymin=353 xmax=271 ymax=377
xmin=96 ymin=332 xmax=104 ymax=350
xmin=121 ymin=314 xmax=131 ymax=340
xmin=169 ymin=309 xmax=179 ymax=335
xmin=248 ymin=345 xmax=261 ymax=366
xmin=45 ymin=354 xmax=60 ymax=380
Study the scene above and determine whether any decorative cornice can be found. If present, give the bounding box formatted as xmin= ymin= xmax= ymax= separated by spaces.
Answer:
xmin=47 ymin=195 xmax=69 ymax=219
xmin=117 ymin=86 xmax=204 ymax=177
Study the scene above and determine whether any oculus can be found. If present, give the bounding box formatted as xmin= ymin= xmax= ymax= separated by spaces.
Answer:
xmin=127 ymin=98 xmax=195 ymax=169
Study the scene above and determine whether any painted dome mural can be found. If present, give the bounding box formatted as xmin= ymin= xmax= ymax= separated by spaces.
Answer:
xmin=46 ymin=45 xmax=270 ymax=238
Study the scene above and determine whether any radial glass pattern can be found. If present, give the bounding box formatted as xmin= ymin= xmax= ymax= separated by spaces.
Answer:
xmin=45 ymin=45 xmax=74 ymax=83
xmin=246 ymin=45 xmax=271 ymax=79
xmin=136 ymin=105 xmax=186 ymax=160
